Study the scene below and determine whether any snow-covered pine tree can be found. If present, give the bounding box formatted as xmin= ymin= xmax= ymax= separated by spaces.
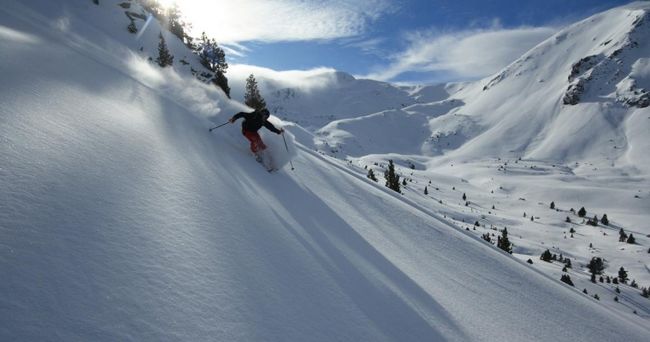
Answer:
xmin=245 ymin=74 xmax=267 ymax=111
xmin=384 ymin=160 xmax=401 ymax=193
xmin=578 ymin=207 xmax=587 ymax=217
xmin=550 ymin=201 xmax=555 ymax=209
xmin=424 ymin=186 xmax=428 ymax=195
xmin=627 ymin=233 xmax=636 ymax=244
xmin=156 ymin=32 xmax=174 ymax=67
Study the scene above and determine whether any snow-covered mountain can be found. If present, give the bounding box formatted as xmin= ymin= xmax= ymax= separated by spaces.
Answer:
xmin=1 ymin=1 xmax=650 ymax=341
xmin=227 ymin=67 xmax=422 ymax=130
xmin=319 ymin=2 xmax=650 ymax=175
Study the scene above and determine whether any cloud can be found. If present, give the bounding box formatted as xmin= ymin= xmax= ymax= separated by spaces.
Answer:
xmin=226 ymin=64 xmax=339 ymax=100
xmin=0 ymin=25 xmax=40 ymax=44
xmin=177 ymin=0 xmax=393 ymax=44
xmin=364 ymin=25 xmax=557 ymax=82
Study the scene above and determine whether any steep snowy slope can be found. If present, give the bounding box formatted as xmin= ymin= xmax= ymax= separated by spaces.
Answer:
xmin=443 ymin=1 xmax=650 ymax=169
xmin=2 ymin=1 xmax=650 ymax=341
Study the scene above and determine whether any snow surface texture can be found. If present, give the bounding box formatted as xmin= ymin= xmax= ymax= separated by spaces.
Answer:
xmin=259 ymin=1 xmax=650 ymax=321
xmin=1 ymin=1 xmax=650 ymax=341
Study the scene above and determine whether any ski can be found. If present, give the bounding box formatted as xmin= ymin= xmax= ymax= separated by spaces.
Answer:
xmin=255 ymin=151 xmax=277 ymax=172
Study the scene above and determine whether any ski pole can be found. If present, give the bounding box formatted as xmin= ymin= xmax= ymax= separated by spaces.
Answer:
xmin=208 ymin=122 xmax=229 ymax=132
xmin=281 ymin=131 xmax=295 ymax=171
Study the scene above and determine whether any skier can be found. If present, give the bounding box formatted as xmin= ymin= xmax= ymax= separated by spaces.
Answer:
xmin=229 ymin=108 xmax=283 ymax=161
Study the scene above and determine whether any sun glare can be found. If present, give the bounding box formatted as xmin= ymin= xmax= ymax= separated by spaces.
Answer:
xmin=156 ymin=0 xmax=180 ymax=9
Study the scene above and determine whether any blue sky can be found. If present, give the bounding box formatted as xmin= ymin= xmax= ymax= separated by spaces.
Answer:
xmin=175 ymin=0 xmax=634 ymax=84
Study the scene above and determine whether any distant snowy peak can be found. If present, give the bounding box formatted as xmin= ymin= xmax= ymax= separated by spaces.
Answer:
xmin=483 ymin=3 xmax=650 ymax=108
xmin=263 ymin=71 xmax=418 ymax=129
xmin=317 ymin=2 xmax=650 ymax=165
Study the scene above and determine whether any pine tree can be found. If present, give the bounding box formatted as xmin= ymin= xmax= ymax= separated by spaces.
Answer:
xmin=197 ymin=32 xmax=228 ymax=73
xmin=166 ymin=3 xmax=185 ymax=40
xmin=384 ymin=160 xmax=401 ymax=193
xmin=497 ymin=228 xmax=512 ymax=254
xmin=424 ymin=186 xmax=428 ymax=195
xmin=587 ymin=257 xmax=605 ymax=282
xmin=619 ymin=228 xmax=628 ymax=242
xmin=627 ymin=234 xmax=636 ymax=244
xmin=156 ymin=32 xmax=174 ymax=67
xmin=213 ymin=71 xmax=231 ymax=98
xmin=560 ymin=274 xmax=574 ymax=286
xmin=578 ymin=207 xmax=587 ymax=217
xmin=462 ymin=193 xmax=467 ymax=201
xmin=540 ymin=249 xmax=553 ymax=262
xmin=127 ymin=19 xmax=137 ymax=34
xmin=565 ymin=258 xmax=572 ymax=268
xmin=244 ymin=74 xmax=267 ymax=111
xmin=197 ymin=32 xmax=230 ymax=97
xmin=641 ymin=287 xmax=649 ymax=298
xmin=550 ymin=201 xmax=555 ymax=209
xmin=367 ymin=169 xmax=377 ymax=182
xmin=601 ymin=214 xmax=609 ymax=225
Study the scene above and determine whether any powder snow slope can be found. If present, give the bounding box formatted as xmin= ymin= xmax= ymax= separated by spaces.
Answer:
xmin=1 ymin=1 xmax=650 ymax=341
